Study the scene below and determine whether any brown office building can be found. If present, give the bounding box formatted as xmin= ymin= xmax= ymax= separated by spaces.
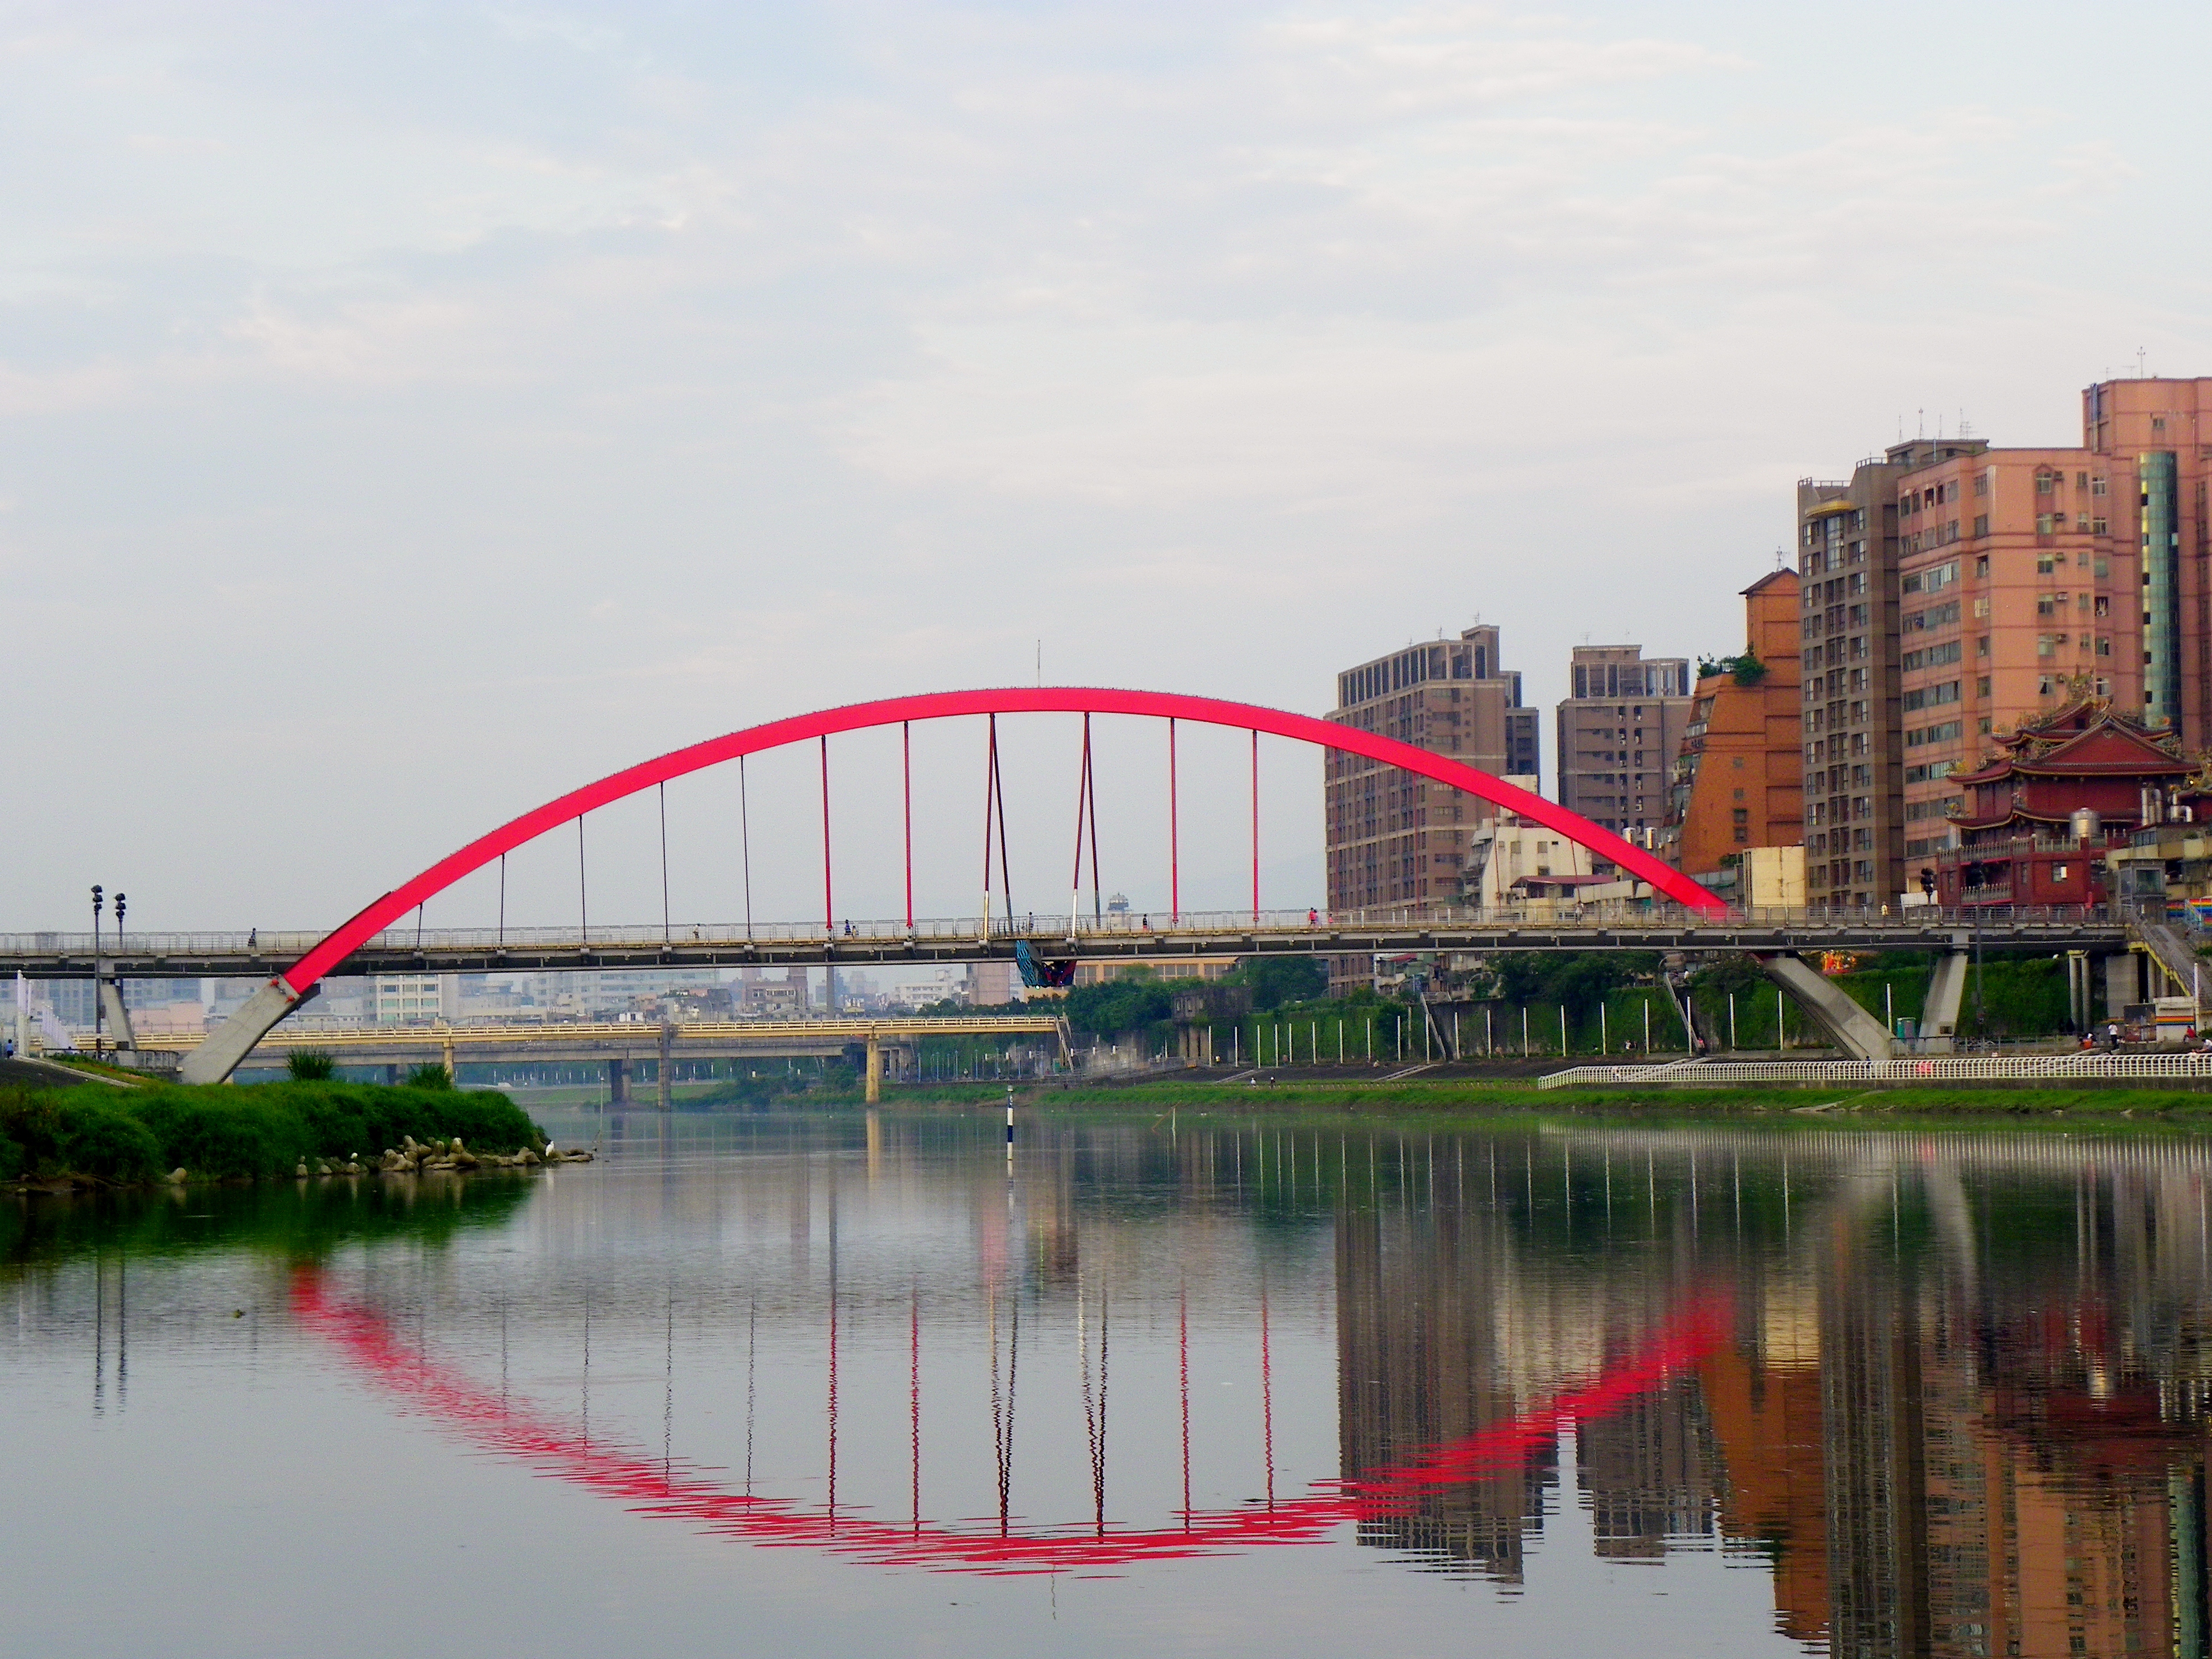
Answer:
xmin=1798 ymin=444 xmax=1965 ymax=909
xmin=1553 ymin=646 xmax=1693 ymax=836
xmin=1325 ymin=624 xmax=1538 ymax=915
xmin=1666 ymin=569 xmax=1803 ymax=879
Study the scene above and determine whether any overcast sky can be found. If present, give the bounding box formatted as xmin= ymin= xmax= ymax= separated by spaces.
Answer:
xmin=7 ymin=1 xmax=2208 ymax=935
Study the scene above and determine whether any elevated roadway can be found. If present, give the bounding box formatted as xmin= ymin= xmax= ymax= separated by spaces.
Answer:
xmin=117 ymin=1015 xmax=1070 ymax=1106
xmin=0 ymin=904 xmax=2126 ymax=980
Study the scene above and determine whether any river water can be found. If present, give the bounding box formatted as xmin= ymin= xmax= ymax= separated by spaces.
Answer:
xmin=7 ymin=1108 xmax=2212 ymax=1658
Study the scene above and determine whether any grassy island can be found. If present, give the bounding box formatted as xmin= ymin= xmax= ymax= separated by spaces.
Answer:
xmin=2 ymin=1078 xmax=547 ymax=1187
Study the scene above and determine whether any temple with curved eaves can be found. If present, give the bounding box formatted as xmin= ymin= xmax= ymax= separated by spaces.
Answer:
xmin=1930 ymin=698 xmax=2209 ymax=908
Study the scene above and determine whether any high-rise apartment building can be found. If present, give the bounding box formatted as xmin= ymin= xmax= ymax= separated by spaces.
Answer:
xmin=1325 ymin=624 xmax=1538 ymax=912
xmin=1883 ymin=378 xmax=2212 ymax=864
xmin=1554 ymin=646 xmax=1693 ymax=836
xmin=1798 ymin=445 xmax=1947 ymax=909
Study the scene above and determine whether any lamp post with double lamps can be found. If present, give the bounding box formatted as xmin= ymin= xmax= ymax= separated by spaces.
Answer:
xmin=90 ymin=885 xmax=104 ymax=1056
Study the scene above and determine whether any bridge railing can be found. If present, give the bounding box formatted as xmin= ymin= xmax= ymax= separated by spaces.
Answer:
xmin=0 ymin=902 xmax=2121 ymax=963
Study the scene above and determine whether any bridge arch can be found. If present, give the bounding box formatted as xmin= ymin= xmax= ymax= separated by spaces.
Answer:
xmin=182 ymin=687 xmax=1722 ymax=1082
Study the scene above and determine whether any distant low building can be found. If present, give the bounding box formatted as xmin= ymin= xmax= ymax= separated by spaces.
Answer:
xmin=1073 ymin=957 xmax=1239 ymax=986
xmin=1462 ymin=775 xmax=1598 ymax=910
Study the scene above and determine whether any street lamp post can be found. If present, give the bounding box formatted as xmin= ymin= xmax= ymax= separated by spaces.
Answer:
xmin=114 ymin=894 xmax=127 ymax=1048
xmin=90 ymin=885 xmax=104 ymax=1056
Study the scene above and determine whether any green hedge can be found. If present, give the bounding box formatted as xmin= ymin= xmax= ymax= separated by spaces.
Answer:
xmin=0 ymin=1081 xmax=544 ymax=1183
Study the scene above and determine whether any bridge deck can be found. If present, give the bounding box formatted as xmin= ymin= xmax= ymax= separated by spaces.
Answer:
xmin=0 ymin=906 xmax=2126 ymax=979
xmin=115 ymin=1015 xmax=1068 ymax=1065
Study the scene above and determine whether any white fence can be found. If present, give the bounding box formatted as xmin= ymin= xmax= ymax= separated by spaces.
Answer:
xmin=1537 ymin=1053 xmax=2212 ymax=1089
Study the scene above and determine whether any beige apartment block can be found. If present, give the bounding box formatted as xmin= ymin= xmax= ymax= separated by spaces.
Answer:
xmin=1325 ymin=624 xmax=1538 ymax=912
xmin=1553 ymin=645 xmax=1693 ymax=836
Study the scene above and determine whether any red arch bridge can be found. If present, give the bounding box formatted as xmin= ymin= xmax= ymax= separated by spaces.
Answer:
xmin=0 ymin=688 xmax=2121 ymax=1081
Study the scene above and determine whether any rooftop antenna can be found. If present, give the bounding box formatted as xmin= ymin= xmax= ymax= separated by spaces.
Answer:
xmin=1917 ymin=408 xmax=1924 ymax=439
xmin=1035 ymin=639 xmax=1041 ymax=686
xmin=2138 ymin=346 xmax=2147 ymax=378
xmin=1774 ymin=546 xmax=1785 ymax=571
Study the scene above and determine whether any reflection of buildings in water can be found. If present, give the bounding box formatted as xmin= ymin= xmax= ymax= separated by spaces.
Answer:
xmin=1575 ymin=1375 xmax=1721 ymax=1558
xmin=1700 ymin=1135 xmax=2212 ymax=1659
xmin=1697 ymin=1295 xmax=1827 ymax=1643
xmin=1336 ymin=1125 xmax=2212 ymax=1650
xmin=1333 ymin=1173 xmax=1721 ymax=1580
xmin=1336 ymin=1200 xmax=1549 ymax=1579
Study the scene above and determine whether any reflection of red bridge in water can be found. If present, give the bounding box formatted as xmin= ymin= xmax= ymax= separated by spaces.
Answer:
xmin=290 ymin=1266 xmax=1731 ymax=1575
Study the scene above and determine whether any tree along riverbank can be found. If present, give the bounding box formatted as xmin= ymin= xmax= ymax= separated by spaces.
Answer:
xmin=1 ymin=1079 xmax=560 ymax=1190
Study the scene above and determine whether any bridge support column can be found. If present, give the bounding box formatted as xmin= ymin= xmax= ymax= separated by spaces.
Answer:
xmin=98 ymin=978 xmax=137 ymax=1051
xmin=658 ymin=1024 xmax=674 ymax=1112
xmin=608 ymin=1057 xmax=630 ymax=1106
xmin=1918 ymin=942 xmax=1971 ymax=1053
xmin=864 ymin=1033 xmax=882 ymax=1104
xmin=2104 ymin=951 xmax=2143 ymax=1025
xmin=178 ymin=977 xmax=304 ymax=1085
xmin=1754 ymin=953 xmax=1895 ymax=1062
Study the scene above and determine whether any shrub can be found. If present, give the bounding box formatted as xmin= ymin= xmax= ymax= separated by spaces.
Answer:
xmin=288 ymin=1051 xmax=337 ymax=1081
xmin=405 ymin=1063 xmax=454 ymax=1091
xmin=59 ymin=1102 xmax=164 ymax=1181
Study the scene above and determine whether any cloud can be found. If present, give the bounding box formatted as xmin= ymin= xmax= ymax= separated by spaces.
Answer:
xmin=1 ymin=1 xmax=2207 ymax=928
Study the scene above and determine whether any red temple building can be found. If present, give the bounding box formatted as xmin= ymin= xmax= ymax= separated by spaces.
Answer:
xmin=1930 ymin=700 xmax=2210 ymax=909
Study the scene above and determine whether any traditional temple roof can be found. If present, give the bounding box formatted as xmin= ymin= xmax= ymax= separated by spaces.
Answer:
xmin=1948 ymin=697 xmax=2193 ymax=789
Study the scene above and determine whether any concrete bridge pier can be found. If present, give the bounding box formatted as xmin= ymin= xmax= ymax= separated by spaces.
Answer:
xmin=608 ymin=1057 xmax=631 ymax=1107
xmin=97 ymin=977 xmax=137 ymax=1051
xmin=2104 ymin=950 xmax=2145 ymax=1025
xmin=1755 ymin=953 xmax=1896 ymax=1062
xmin=658 ymin=1025 xmax=675 ymax=1111
xmin=1918 ymin=942 xmax=1971 ymax=1053
xmin=865 ymin=1034 xmax=883 ymax=1104
xmin=176 ymin=977 xmax=307 ymax=1086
